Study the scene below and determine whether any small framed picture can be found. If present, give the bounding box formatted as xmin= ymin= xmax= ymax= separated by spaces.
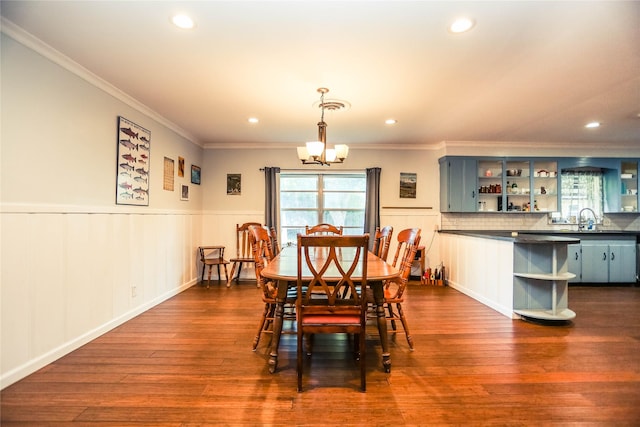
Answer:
xmin=181 ymin=184 xmax=189 ymax=201
xmin=178 ymin=157 xmax=185 ymax=177
xmin=191 ymin=165 xmax=201 ymax=185
xmin=227 ymin=174 xmax=241 ymax=195
xmin=400 ymin=172 xmax=417 ymax=198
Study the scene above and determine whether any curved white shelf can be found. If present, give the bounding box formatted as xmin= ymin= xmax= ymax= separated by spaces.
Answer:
xmin=514 ymin=272 xmax=576 ymax=281
xmin=514 ymin=308 xmax=576 ymax=321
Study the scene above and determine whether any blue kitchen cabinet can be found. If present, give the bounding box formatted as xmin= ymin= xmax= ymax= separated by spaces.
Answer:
xmin=439 ymin=157 xmax=477 ymax=212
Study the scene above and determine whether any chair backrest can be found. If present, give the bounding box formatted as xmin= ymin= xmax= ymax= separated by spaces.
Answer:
xmin=304 ymin=223 xmax=344 ymax=236
xmin=386 ymin=228 xmax=422 ymax=299
xmin=248 ymin=225 xmax=277 ymax=298
xmin=296 ymin=234 xmax=369 ymax=316
xmin=199 ymin=246 xmax=225 ymax=262
xmin=372 ymin=225 xmax=393 ymax=261
xmin=269 ymin=226 xmax=281 ymax=255
xmin=235 ymin=222 xmax=263 ymax=258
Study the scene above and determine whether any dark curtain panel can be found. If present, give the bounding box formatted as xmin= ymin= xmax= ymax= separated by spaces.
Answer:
xmin=264 ymin=167 xmax=280 ymax=230
xmin=364 ymin=167 xmax=381 ymax=248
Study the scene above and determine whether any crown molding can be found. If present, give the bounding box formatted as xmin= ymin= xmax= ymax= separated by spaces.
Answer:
xmin=1 ymin=17 xmax=202 ymax=147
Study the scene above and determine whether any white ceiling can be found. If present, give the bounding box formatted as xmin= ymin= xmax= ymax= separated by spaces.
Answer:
xmin=2 ymin=1 xmax=639 ymax=149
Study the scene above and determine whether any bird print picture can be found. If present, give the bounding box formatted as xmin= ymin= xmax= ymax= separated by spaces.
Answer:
xmin=116 ymin=116 xmax=151 ymax=205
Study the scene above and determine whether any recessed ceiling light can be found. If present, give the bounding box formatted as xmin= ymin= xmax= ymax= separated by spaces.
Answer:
xmin=248 ymin=117 xmax=259 ymax=124
xmin=171 ymin=14 xmax=195 ymax=29
xmin=585 ymin=121 xmax=601 ymax=129
xmin=385 ymin=119 xmax=397 ymax=125
xmin=450 ymin=17 xmax=475 ymax=33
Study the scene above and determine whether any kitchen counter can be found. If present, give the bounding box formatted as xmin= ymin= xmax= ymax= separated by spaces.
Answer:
xmin=440 ymin=230 xmax=580 ymax=244
xmin=441 ymin=229 xmax=640 ymax=242
xmin=439 ymin=231 xmax=577 ymax=321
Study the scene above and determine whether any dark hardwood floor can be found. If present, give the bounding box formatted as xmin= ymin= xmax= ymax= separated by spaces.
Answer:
xmin=2 ymin=281 xmax=639 ymax=426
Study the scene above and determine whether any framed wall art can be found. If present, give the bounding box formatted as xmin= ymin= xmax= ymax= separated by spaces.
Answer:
xmin=181 ymin=184 xmax=189 ymax=201
xmin=178 ymin=157 xmax=185 ymax=177
xmin=163 ymin=157 xmax=174 ymax=191
xmin=191 ymin=165 xmax=201 ymax=185
xmin=227 ymin=174 xmax=241 ymax=195
xmin=116 ymin=116 xmax=150 ymax=205
xmin=400 ymin=172 xmax=417 ymax=199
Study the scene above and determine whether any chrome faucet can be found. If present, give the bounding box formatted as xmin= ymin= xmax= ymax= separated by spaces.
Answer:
xmin=578 ymin=207 xmax=597 ymax=232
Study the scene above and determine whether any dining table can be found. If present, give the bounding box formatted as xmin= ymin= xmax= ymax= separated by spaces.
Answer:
xmin=260 ymin=245 xmax=400 ymax=374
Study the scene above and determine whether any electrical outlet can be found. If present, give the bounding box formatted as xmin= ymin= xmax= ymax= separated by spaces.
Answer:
xmin=131 ymin=285 xmax=137 ymax=298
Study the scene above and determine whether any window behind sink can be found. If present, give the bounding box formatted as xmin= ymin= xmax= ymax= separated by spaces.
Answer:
xmin=560 ymin=168 xmax=604 ymax=224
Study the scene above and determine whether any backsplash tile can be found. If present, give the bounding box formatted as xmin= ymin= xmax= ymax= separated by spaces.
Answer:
xmin=441 ymin=213 xmax=640 ymax=232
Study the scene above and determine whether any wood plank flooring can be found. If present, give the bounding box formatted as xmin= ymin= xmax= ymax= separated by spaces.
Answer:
xmin=2 ymin=282 xmax=639 ymax=426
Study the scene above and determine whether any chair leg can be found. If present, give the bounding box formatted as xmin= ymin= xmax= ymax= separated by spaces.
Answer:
xmin=253 ymin=303 xmax=271 ymax=350
xmin=359 ymin=330 xmax=366 ymax=392
xmin=387 ymin=303 xmax=397 ymax=330
xmin=206 ymin=265 xmax=213 ymax=289
xmin=396 ymin=303 xmax=414 ymax=350
xmin=226 ymin=263 xmax=238 ymax=287
xmin=201 ymin=264 xmax=206 ymax=285
xmin=297 ymin=330 xmax=304 ymax=392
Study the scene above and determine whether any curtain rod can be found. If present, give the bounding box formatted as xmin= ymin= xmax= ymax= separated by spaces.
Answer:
xmin=259 ymin=168 xmax=366 ymax=172
xmin=382 ymin=206 xmax=433 ymax=209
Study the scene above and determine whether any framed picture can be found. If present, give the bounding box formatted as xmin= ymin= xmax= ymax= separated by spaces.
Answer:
xmin=400 ymin=172 xmax=417 ymax=198
xmin=178 ymin=157 xmax=185 ymax=177
xmin=116 ymin=116 xmax=150 ymax=206
xmin=191 ymin=165 xmax=201 ymax=185
xmin=227 ymin=174 xmax=241 ymax=195
xmin=181 ymin=184 xmax=189 ymax=201
xmin=163 ymin=157 xmax=174 ymax=191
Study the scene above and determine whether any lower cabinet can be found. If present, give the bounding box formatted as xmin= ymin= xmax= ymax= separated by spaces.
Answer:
xmin=568 ymin=238 xmax=636 ymax=283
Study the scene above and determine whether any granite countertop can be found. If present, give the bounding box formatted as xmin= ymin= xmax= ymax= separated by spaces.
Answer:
xmin=440 ymin=230 xmax=580 ymax=244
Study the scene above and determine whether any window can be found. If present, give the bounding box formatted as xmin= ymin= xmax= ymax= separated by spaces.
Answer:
xmin=279 ymin=172 xmax=366 ymax=246
xmin=560 ymin=170 xmax=603 ymax=223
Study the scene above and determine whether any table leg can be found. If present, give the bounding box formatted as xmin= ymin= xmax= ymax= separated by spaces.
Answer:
xmin=372 ymin=281 xmax=391 ymax=373
xmin=268 ymin=282 xmax=288 ymax=374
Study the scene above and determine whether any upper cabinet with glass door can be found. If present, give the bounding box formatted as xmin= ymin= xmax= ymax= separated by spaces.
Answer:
xmin=620 ymin=161 xmax=638 ymax=213
xmin=532 ymin=160 xmax=558 ymax=212
xmin=477 ymin=160 xmax=503 ymax=212
xmin=505 ymin=160 xmax=531 ymax=212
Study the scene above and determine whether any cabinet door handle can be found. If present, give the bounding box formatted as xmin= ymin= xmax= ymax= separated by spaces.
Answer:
xmin=611 ymin=252 xmax=615 ymax=261
xmin=603 ymin=252 xmax=607 ymax=261
xmin=575 ymin=252 xmax=579 ymax=260
xmin=472 ymin=190 xmax=476 ymax=198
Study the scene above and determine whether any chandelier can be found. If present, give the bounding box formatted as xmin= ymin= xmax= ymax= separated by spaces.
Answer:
xmin=297 ymin=87 xmax=349 ymax=166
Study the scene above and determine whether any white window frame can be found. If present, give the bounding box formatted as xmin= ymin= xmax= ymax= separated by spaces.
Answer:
xmin=279 ymin=171 xmax=366 ymax=246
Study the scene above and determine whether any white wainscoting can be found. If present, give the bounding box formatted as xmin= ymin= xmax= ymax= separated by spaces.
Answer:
xmin=1 ymin=206 xmax=203 ymax=388
xmin=439 ymin=232 xmax=516 ymax=318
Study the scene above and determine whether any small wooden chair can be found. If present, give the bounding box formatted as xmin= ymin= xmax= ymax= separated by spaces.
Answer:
xmin=227 ymin=222 xmax=262 ymax=287
xmin=369 ymin=228 xmax=421 ymax=350
xmin=372 ymin=225 xmax=393 ymax=261
xmin=296 ymin=233 xmax=369 ymax=392
xmin=248 ymin=225 xmax=295 ymax=350
xmin=304 ymin=223 xmax=343 ymax=236
xmin=198 ymin=246 xmax=230 ymax=288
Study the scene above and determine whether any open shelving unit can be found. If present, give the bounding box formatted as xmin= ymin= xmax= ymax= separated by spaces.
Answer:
xmin=513 ymin=242 xmax=576 ymax=321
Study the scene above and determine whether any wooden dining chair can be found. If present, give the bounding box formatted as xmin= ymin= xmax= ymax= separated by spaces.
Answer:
xmin=372 ymin=225 xmax=393 ymax=261
xmin=198 ymin=246 xmax=230 ymax=288
xmin=296 ymin=233 xmax=369 ymax=392
xmin=369 ymin=227 xmax=421 ymax=350
xmin=269 ymin=226 xmax=281 ymax=255
xmin=304 ymin=223 xmax=343 ymax=236
xmin=227 ymin=222 xmax=262 ymax=287
xmin=248 ymin=225 xmax=296 ymax=350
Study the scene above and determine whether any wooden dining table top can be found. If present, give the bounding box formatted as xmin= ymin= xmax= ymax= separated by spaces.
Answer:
xmin=261 ymin=246 xmax=399 ymax=282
